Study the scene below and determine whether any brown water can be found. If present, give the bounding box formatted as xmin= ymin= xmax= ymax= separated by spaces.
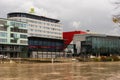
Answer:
xmin=0 ymin=62 xmax=120 ymax=80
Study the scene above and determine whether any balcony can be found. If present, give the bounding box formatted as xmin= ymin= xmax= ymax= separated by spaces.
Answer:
xmin=0 ymin=48 xmax=21 ymax=52
xmin=0 ymin=24 xmax=7 ymax=31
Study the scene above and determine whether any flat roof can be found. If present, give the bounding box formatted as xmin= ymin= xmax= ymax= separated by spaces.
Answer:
xmin=7 ymin=12 xmax=60 ymax=23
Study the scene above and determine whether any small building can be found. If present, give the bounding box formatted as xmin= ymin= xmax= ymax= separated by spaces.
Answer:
xmin=73 ymin=33 xmax=120 ymax=56
xmin=0 ymin=18 xmax=28 ymax=58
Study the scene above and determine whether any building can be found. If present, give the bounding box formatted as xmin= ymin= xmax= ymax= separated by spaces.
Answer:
xmin=73 ymin=33 xmax=120 ymax=56
xmin=73 ymin=33 xmax=102 ymax=54
xmin=63 ymin=31 xmax=86 ymax=56
xmin=7 ymin=12 xmax=64 ymax=58
xmin=0 ymin=18 xmax=28 ymax=58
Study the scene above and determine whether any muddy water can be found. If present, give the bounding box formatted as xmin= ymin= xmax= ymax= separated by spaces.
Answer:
xmin=0 ymin=62 xmax=120 ymax=80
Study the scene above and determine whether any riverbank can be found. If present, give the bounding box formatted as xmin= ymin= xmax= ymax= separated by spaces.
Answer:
xmin=0 ymin=58 xmax=74 ymax=64
xmin=76 ymin=56 xmax=120 ymax=62
xmin=0 ymin=56 xmax=120 ymax=64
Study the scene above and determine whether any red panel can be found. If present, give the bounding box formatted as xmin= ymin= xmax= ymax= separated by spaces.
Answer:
xmin=63 ymin=31 xmax=87 ymax=46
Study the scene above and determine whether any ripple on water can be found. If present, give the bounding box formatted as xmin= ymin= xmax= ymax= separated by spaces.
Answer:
xmin=0 ymin=62 xmax=120 ymax=80
xmin=106 ymin=73 xmax=120 ymax=80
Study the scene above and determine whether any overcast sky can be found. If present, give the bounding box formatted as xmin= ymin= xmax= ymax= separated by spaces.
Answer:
xmin=0 ymin=0 xmax=120 ymax=35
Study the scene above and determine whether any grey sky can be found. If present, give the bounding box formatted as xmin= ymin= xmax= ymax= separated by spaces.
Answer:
xmin=0 ymin=0 xmax=120 ymax=35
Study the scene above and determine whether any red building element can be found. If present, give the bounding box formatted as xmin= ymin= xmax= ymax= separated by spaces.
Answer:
xmin=63 ymin=31 xmax=87 ymax=47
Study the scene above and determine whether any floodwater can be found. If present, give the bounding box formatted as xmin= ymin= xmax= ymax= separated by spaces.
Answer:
xmin=0 ymin=62 xmax=120 ymax=80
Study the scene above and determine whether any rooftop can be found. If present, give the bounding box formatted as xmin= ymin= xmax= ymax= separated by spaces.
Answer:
xmin=7 ymin=12 xmax=60 ymax=23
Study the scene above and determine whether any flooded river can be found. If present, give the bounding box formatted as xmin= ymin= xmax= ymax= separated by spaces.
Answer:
xmin=0 ymin=62 xmax=120 ymax=80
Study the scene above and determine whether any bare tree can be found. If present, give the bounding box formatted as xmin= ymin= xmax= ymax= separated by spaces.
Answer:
xmin=112 ymin=0 xmax=120 ymax=24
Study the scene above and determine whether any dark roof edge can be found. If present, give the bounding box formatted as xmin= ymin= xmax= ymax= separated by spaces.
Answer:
xmin=7 ymin=12 xmax=60 ymax=23
xmin=28 ymin=36 xmax=64 ymax=41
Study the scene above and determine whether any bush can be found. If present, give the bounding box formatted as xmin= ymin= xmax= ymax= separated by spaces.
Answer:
xmin=100 ymin=56 xmax=112 ymax=61
xmin=100 ymin=56 xmax=120 ymax=61
xmin=92 ymin=58 xmax=100 ymax=62
xmin=106 ymin=57 xmax=113 ymax=61
xmin=111 ymin=56 xmax=119 ymax=61
xmin=76 ymin=58 xmax=84 ymax=61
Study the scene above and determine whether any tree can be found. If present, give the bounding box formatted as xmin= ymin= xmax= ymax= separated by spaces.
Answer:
xmin=112 ymin=0 xmax=120 ymax=24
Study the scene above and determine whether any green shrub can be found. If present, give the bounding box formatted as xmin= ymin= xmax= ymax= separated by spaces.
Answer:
xmin=111 ymin=56 xmax=120 ymax=61
xmin=106 ymin=57 xmax=113 ymax=61
xmin=100 ymin=56 xmax=112 ymax=61
xmin=100 ymin=56 xmax=107 ymax=61
xmin=92 ymin=58 xmax=100 ymax=62
xmin=100 ymin=56 xmax=120 ymax=61
xmin=76 ymin=58 xmax=84 ymax=61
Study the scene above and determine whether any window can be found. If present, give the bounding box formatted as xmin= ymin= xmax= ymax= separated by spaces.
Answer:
xmin=38 ymin=40 xmax=42 ymax=45
xmin=34 ymin=40 xmax=38 ymax=45
xmin=11 ymin=33 xmax=14 ymax=37
xmin=0 ymin=39 xmax=7 ymax=43
xmin=11 ymin=39 xmax=17 ymax=43
xmin=10 ymin=21 xmax=15 ymax=26
xmin=0 ymin=32 xmax=7 ymax=37
xmin=20 ymin=40 xmax=27 ymax=44
xmin=20 ymin=34 xmax=27 ymax=39
xmin=0 ymin=26 xmax=7 ymax=31
xmin=30 ymin=29 xmax=33 ymax=31
xmin=10 ymin=21 xmax=27 ymax=28
xmin=11 ymin=28 xmax=27 ymax=33
xmin=10 ymin=33 xmax=18 ymax=38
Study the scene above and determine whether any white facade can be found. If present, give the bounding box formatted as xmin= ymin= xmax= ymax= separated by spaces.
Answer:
xmin=8 ymin=13 xmax=63 ymax=40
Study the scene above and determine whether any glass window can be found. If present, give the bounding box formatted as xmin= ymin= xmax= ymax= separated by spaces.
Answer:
xmin=20 ymin=34 xmax=27 ymax=39
xmin=10 ymin=21 xmax=15 ymax=26
xmin=34 ymin=40 xmax=38 ymax=45
xmin=0 ymin=38 xmax=7 ymax=43
xmin=10 ymin=39 xmax=17 ymax=43
xmin=12 ymin=33 xmax=17 ymax=38
xmin=0 ymin=32 xmax=7 ymax=37
xmin=20 ymin=40 xmax=27 ymax=44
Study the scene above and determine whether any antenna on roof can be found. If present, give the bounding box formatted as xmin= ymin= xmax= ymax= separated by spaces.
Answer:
xmin=29 ymin=7 xmax=35 ymax=14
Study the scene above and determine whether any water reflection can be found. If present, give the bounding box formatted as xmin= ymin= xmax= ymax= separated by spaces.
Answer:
xmin=0 ymin=62 xmax=120 ymax=80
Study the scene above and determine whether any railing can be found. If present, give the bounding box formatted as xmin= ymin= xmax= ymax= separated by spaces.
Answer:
xmin=0 ymin=48 xmax=21 ymax=52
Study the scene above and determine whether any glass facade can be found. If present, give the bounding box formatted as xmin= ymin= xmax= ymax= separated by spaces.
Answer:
xmin=82 ymin=36 xmax=120 ymax=56
xmin=28 ymin=37 xmax=64 ymax=52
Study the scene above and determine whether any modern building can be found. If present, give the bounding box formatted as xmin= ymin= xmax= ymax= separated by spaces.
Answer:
xmin=73 ymin=33 xmax=120 ymax=56
xmin=73 ymin=33 xmax=102 ymax=54
xmin=63 ymin=31 xmax=86 ymax=55
xmin=7 ymin=12 xmax=64 ymax=58
xmin=0 ymin=18 xmax=28 ymax=58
